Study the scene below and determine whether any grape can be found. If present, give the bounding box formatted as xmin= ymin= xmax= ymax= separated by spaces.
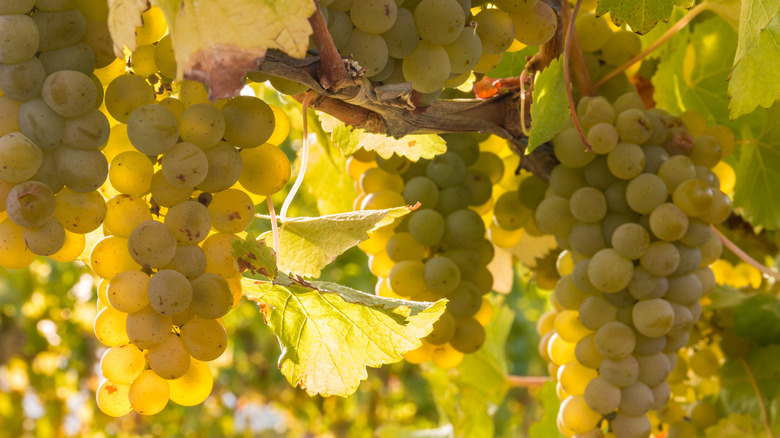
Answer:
xmin=583 ymin=376 xmax=620 ymax=415
xmin=554 ymin=274 xmax=589 ymax=311
xmin=33 ymin=9 xmax=86 ymax=51
xmin=575 ymin=13 xmax=610 ymax=52
xmin=554 ymin=310 xmax=591 ymax=344
xmin=221 ymin=96 xmax=275 ymax=148
xmin=424 ymin=256 xmax=461 ymax=295
xmin=207 ymin=189 xmax=254 ymax=233
xmin=369 ymin=251 xmax=394 ymax=277
xmin=559 ymin=395 xmax=602 ymax=434
xmin=162 ymin=245 xmax=207 ymax=280
xmin=0 ymin=15 xmax=39 ymax=64
xmin=535 ymin=197 xmax=577 ymax=236
xmin=443 ymin=26 xmax=482 ymax=74
xmin=580 ymin=96 xmax=616 ymax=130
xmin=472 ymin=52 xmax=503 ymax=73
xmin=101 ymin=344 xmax=145 ymax=385
xmin=136 ymin=5 xmax=167 ymax=44
xmin=129 ymin=43 xmax=157 ymax=77
xmin=579 ymin=296 xmax=617 ymax=332
xmin=55 ymin=146 xmax=108 ymax=192
xmin=402 ymin=41 xmax=450 ymax=93
xmin=446 ymin=281 xmax=482 ymax=317
xmin=625 ymin=173 xmax=667 ymax=215
xmin=29 ymin=149 xmax=62 ymax=192
xmin=54 ymin=188 xmax=107 ymax=233
xmin=146 ymin=333 xmax=191 ymax=380
xmin=107 ymin=270 xmax=150 ymax=313
xmin=449 ymin=317 xmax=485 ymax=353
xmin=168 ymin=358 xmax=213 ymax=406
xmin=81 ymin=21 xmax=114 ymax=68
xmin=588 ymin=248 xmax=634 ymax=293
xmin=600 ymin=355 xmax=639 ymax=387
xmin=689 ymin=400 xmax=718 ymax=429
xmin=164 ymin=200 xmax=211 ymax=245
xmin=18 ymin=98 xmax=65 ymax=151
xmin=601 ymin=30 xmax=642 ymax=67
xmin=350 ymin=0 xmax=397 ymax=34
xmin=511 ymin=1 xmax=557 ymax=46
xmin=48 ymin=229 xmax=85 ymax=263
xmin=21 ymin=217 xmax=63 ymax=255
xmin=381 ymin=7 xmax=418 ymax=58
xmin=569 ymin=187 xmax=607 ymax=223
xmin=665 ymin=273 xmax=703 ymax=305
xmin=104 ymin=75 xmax=156 ymax=123
xmin=586 ymin=122 xmax=619 ymax=154
xmin=128 ymin=220 xmax=177 ymax=269
xmin=151 ymin=170 xmax=193 ymax=207
xmin=0 ymin=57 xmax=46 ymax=102
xmin=0 ymin=0 xmax=34 ymax=14
xmin=6 ymin=181 xmax=56 ymax=228
xmin=473 ymin=9 xmax=513 ymax=55
xmin=657 ymin=155 xmax=696 ymax=194
xmin=403 ymin=176 xmax=439 ymax=207
xmin=161 ymin=142 xmax=209 ymax=189
xmin=408 ymin=208 xmax=445 ymax=246
xmin=636 ymin=352 xmax=671 ymax=387
xmin=39 ymin=42 xmax=94 ymax=76
xmin=202 ymin=232 xmax=240 ymax=278
xmin=61 ymin=108 xmax=110 ymax=150
xmin=549 ymin=165 xmax=586 ymax=199
xmin=610 ymin=412 xmax=651 ymax=438
xmin=179 ymin=103 xmax=226 ymax=150
xmin=127 ymin=104 xmax=180 ymax=156
xmin=431 ymin=343 xmax=464 ymax=368
xmin=147 ymin=270 xmax=193 ymax=316
xmin=388 ymin=260 xmax=428 ymax=297
xmin=615 ymin=109 xmax=653 ymax=145
xmin=553 ymin=128 xmax=595 ymax=168
xmin=0 ymin=97 xmax=20 ymax=138
xmin=40 ymin=70 xmax=96 ymax=118
xmin=607 ymin=142 xmax=645 ymax=179
xmin=190 ymin=273 xmax=234 ymax=319
xmin=102 ymin=195 xmax=151 ymax=238
xmin=128 ymin=369 xmax=170 ymax=415
xmin=238 ymin=143 xmax=291 ymax=195
xmin=109 ymin=151 xmax=154 ymax=196
xmin=93 ymin=305 xmax=130 ymax=346
xmin=632 ymin=298 xmax=674 ymax=338
xmin=594 ymin=321 xmax=635 ymax=360
xmin=360 ymin=167 xmax=404 ymax=194
xmin=443 ymin=208 xmax=486 ymax=250
xmin=180 ymin=316 xmax=228 ymax=361
xmin=386 ymin=231 xmax=425 ymax=262
xmin=126 ymin=305 xmax=173 ymax=349
xmin=696 ymin=189 xmax=731 ymax=225
xmin=414 ymin=0 xmax=465 ymax=45
xmin=196 ymin=142 xmax=242 ymax=193
xmin=493 ymin=191 xmax=531 ymax=230
xmin=649 ymin=202 xmax=689 ymax=241
xmin=558 ymin=360 xmax=598 ymax=396
xmin=154 ymin=35 xmax=176 ymax=78
xmin=568 ymin=222 xmax=606 ymax=256
xmin=327 ymin=9 xmax=353 ymax=49
xmin=611 ymin=223 xmax=650 ymax=260
xmin=425 ymin=311 xmax=456 ymax=345
xmin=673 ymin=179 xmax=714 ymax=217
xmin=96 ymin=379 xmax=132 ymax=417
xmin=493 ymin=0 xmax=537 ymax=13
xmin=434 ymin=186 xmax=469 ymax=216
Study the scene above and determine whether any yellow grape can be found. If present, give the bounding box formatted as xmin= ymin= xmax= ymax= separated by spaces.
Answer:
xmin=93 ymin=306 xmax=130 ymax=346
xmin=180 ymin=316 xmax=228 ymax=361
xmin=96 ymin=379 xmax=132 ymax=417
xmin=0 ymin=218 xmax=36 ymax=269
xmin=146 ymin=333 xmax=191 ymax=380
xmin=90 ymin=236 xmax=142 ymax=279
xmin=238 ymin=144 xmax=291 ymax=196
xmin=126 ymin=305 xmax=173 ymax=349
xmin=128 ymin=369 xmax=170 ymax=415
xmin=431 ymin=343 xmax=464 ymax=369
xmin=106 ymin=270 xmax=150 ymax=313
xmin=202 ymin=232 xmax=240 ymax=279
xmin=53 ymin=188 xmax=107 ymax=234
xmin=108 ymin=151 xmax=154 ymax=196
xmin=208 ymin=189 xmax=255 ymax=234
xmin=266 ymin=105 xmax=289 ymax=146
xmin=100 ymin=344 xmax=145 ymax=384
xmin=403 ymin=341 xmax=435 ymax=364
xmin=189 ymin=273 xmax=233 ymax=319
xmin=169 ymin=358 xmax=213 ymax=406
xmin=48 ymin=229 xmax=86 ymax=262
xmin=135 ymin=6 xmax=167 ymax=45
xmin=103 ymin=194 xmax=153 ymax=238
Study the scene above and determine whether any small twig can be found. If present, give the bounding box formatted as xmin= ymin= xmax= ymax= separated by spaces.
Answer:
xmin=714 ymin=226 xmax=780 ymax=282
xmin=563 ymin=0 xmax=591 ymax=151
xmin=280 ymin=92 xmax=316 ymax=224
xmin=561 ymin=0 xmax=593 ymax=96
xmin=739 ymin=357 xmax=775 ymax=438
xmin=308 ymin=0 xmax=348 ymax=89
xmin=519 ymin=71 xmax=530 ymax=136
xmin=593 ymin=3 xmax=707 ymax=90
xmin=507 ymin=375 xmax=551 ymax=388
xmin=267 ymin=197 xmax=280 ymax=255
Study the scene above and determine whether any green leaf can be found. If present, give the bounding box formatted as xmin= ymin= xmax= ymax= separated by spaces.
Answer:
xmin=705 ymin=285 xmax=750 ymax=310
xmin=596 ymin=0 xmax=694 ymax=34
xmin=527 ymin=57 xmax=567 ymax=153
xmin=729 ymin=15 xmax=780 ymax=118
xmin=486 ymin=46 xmax=538 ymax=79
xmin=639 ymin=6 xmax=690 ymax=59
xmin=529 ymin=380 xmax=564 ymax=438
xmin=720 ymin=345 xmax=780 ymax=422
xmin=256 ymin=207 xmax=413 ymax=278
xmin=106 ymin=0 xmax=147 ymax=56
xmin=232 ymin=235 xmax=278 ymax=279
xmin=152 ymin=0 xmax=314 ymax=98
xmin=733 ymin=0 xmax=780 ymax=64
xmin=704 ymin=0 xmax=742 ymax=30
xmin=705 ymin=413 xmax=771 ymax=438
xmin=733 ymin=293 xmax=780 ymax=345
xmin=330 ymin=123 xmax=446 ymax=161
xmin=301 ymin=143 xmax=356 ymax=215
xmin=243 ymin=278 xmax=447 ymax=396
xmin=733 ymin=104 xmax=780 ymax=230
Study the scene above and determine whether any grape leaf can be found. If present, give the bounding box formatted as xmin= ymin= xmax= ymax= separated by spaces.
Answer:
xmin=151 ymin=0 xmax=314 ymax=99
xmin=705 ymin=413 xmax=771 ymax=438
xmin=733 ymin=0 xmax=780 ymax=64
xmin=639 ymin=6 xmax=690 ymax=59
xmin=720 ymin=344 xmax=780 ymax=422
xmin=486 ymin=46 xmax=538 ymax=79
xmin=729 ymin=14 xmax=780 ymax=118
xmin=330 ymin=122 xmax=446 ymax=161
xmin=529 ymin=380 xmax=564 ymax=438
xmin=704 ymin=0 xmax=742 ymax=30
xmin=733 ymin=293 xmax=780 ymax=345
xmin=242 ymin=277 xmax=447 ymax=396
xmin=300 ymin=143 xmax=356 ymax=215
xmin=106 ymin=0 xmax=147 ymax=56
xmin=596 ymin=0 xmax=694 ymax=34
xmin=231 ymin=235 xmax=277 ymax=279
xmin=254 ymin=207 xmax=414 ymax=278
xmin=527 ymin=57 xmax=567 ymax=153
xmin=705 ymin=285 xmax=750 ymax=310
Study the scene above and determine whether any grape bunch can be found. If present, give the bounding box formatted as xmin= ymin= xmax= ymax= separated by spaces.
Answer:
xmin=315 ymin=0 xmax=557 ymax=99
xmin=532 ymin=91 xmax=733 ymax=437
xmin=346 ymin=133 xmax=531 ymax=368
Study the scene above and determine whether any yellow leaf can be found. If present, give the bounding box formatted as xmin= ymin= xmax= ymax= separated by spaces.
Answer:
xmin=107 ymin=0 xmax=147 ymax=57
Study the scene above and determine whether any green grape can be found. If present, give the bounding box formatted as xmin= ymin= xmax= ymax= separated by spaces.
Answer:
xmin=0 ymin=0 xmax=34 ymax=14
xmin=39 ymin=42 xmax=95 ymax=75
xmin=198 ymin=142 xmax=242 ymax=193
xmin=639 ymin=241 xmax=680 ymax=277
xmin=611 ymin=412 xmax=651 ymax=438
xmin=162 ymin=245 xmax=207 ymax=280
xmin=0 ymin=96 xmax=20 ymax=138
xmin=238 ymin=143 xmax=291 ymax=195
xmin=625 ymin=173 xmax=667 ymax=215
xmin=450 ymin=317 xmax=485 ymax=353
xmin=579 ymin=96 xmax=616 ymax=130
xmin=518 ymin=174 xmax=549 ymax=209
xmin=386 ymin=231 xmax=425 ymax=262
xmin=104 ymin=75 xmax=155 ymax=123
xmin=553 ymin=128 xmax=595 ymax=169
xmin=29 ymin=150 xmax=62 ymax=192
xmin=446 ymin=281 xmax=482 ymax=317
xmin=54 ymin=188 xmax=106 ymax=233
xmin=579 ymin=296 xmax=617 ymax=331
xmin=268 ymin=76 xmax=310 ymax=95
xmin=613 ymin=92 xmax=645 ymax=114
xmin=0 ymin=14 xmax=39 ymax=64
xmin=128 ymin=220 xmax=177 ymax=268
xmin=441 ymin=134 xmax=479 ymax=166
xmin=180 ymin=316 xmax=228 ymax=361
xmin=472 ymin=151 xmax=505 ymax=184
xmin=665 ymin=273 xmax=703 ymax=305
xmin=573 ymin=332 xmax=603 ymax=369
xmin=109 ymin=151 xmax=154 ymax=196
xmin=615 ymin=109 xmax=653 ymax=145
xmin=587 ymin=248 xmax=633 ymax=293
xmin=657 ymin=156 xmax=695 ymax=195
xmin=18 ymin=98 xmax=64 ymax=151
xmin=586 ymin=122 xmax=618 ymax=154
xmin=554 ymin=310 xmax=591 ymax=344
xmin=635 ymin=352 xmax=671 ymax=386
xmin=402 ymin=41 xmax=450 ymax=93
xmin=96 ymin=379 xmax=132 ymax=417
xmin=381 ymin=7 xmax=418 ymax=58
xmin=425 ymin=310 xmax=456 ymax=345
xmin=673 ymin=178 xmax=713 ymax=217
xmin=127 ymin=104 xmax=180 ymax=156
xmin=0 ymin=57 xmax=46 ymax=102
xmin=90 ymin=235 xmax=141 ymax=279
xmin=5 ymin=180 xmax=56 ymax=228
xmin=568 ymin=222 xmax=606 ymax=256
xmin=101 ymin=344 xmax=145 ymax=385
xmin=107 ymin=270 xmax=150 ymax=314
xmin=360 ymin=167 xmax=404 ymax=194
xmin=376 ymin=153 xmax=409 ymax=174
xmin=327 ymin=9 xmax=353 ymax=49
xmin=632 ymin=298 xmax=674 ymax=338
xmin=600 ymin=355 xmax=639 ymax=388
xmin=93 ymin=305 xmax=130 ymax=346
xmin=425 ymin=152 xmax=466 ymax=188
xmin=33 ymin=9 xmax=86 ymax=50
xmin=583 ymin=376 xmax=620 ymax=415
xmin=408 ymin=208 xmax=445 ymax=246
xmin=164 ymin=200 xmax=211 ymax=245
xmin=649 ymin=202 xmax=688 ymax=241
xmin=424 ymin=256 xmax=461 ymax=295
xmin=594 ymin=321 xmax=635 ymax=360
xmin=154 ymin=34 xmax=176 ymax=78
xmin=146 ymin=333 xmax=191 ymax=380
xmin=388 ymin=260 xmax=428 ymax=297
xmin=158 ymin=97 xmax=185 ymax=121
xmin=493 ymin=0 xmax=537 ymax=13
xmin=618 ymin=381 xmax=654 ymax=417
xmin=575 ymin=13 xmax=610 ymax=52
xmin=643 ymin=111 xmax=670 ymax=147
xmin=22 ymin=217 xmax=64 ymax=255
xmin=179 ymin=103 xmax=226 ymax=150
xmin=434 ymin=186 xmax=469 ymax=216
xmin=473 ymin=9 xmax=513 ymax=55
xmin=600 ymin=30 xmax=641 ymax=67
xmin=150 ymin=171 xmax=193 ymax=207
xmin=126 ymin=305 xmax=173 ymax=350
xmin=208 ymin=189 xmax=254 ymax=233
xmin=442 ymin=249 xmax=480 ymax=277
xmin=534 ymin=196 xmax=576 ymax=236
xmin=511 ymin=1 xmax=557 ymax=46
xmin=493 ymin=190 xmax=531 ymax=230
xmin=443 ymin=26 xmax=482 ymax=74
xmin=350 ymin=0 xmax=397 ymax=34
xmin=160 ymin=142 xmax=209 ymax=189
xmin=607 ymin=142 xmax=645 ymax=180
xmin=221 ymin=96 xmax=275 ymax=148
xmin=696 ymin=189 xmax=731 ymax=225
xmin=82 ymin=21 xmax=114 ymax=69
xmin=604 ymin=179 xmax=633 ymax=214
xmin=569 ymin=187 xmax=607 ymax=223
xmin=414 ymin=0 xmax=465 ymax=45
xmin=168 ymin=358 xmax=213 ymax=406
xmin=611 ymin=223 xmax=649 ymax=260
xmin=129 ymin=43 xmax=157 ymax=77
xmin=128 ymin=369 xmax=170 ymax=415
xmin=61 ymin=108 xmax=110 ymax=150
xmin=40 ymin=70 xmax=96 ymax=118
xmin=463 ymin=170 xmax=492 ymax=206
xmin=0 ymin=134 xmax=41 ymax=184
xmin=190 ymin=273 xmax=233 ymax=319
xmin=443 ymin=208 xmax=486 ymax=250
xmin=55 ymin=145 xmax=108 ymax=192
xmin=549 ymin=165 xmax=586 ymax=199
xmin=147 ymin=269 xmax=193 ymax=316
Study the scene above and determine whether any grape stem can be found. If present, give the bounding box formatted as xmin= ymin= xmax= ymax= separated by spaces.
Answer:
xmin=562 ymin=0 xmax=592 ymax=151
xmin=307 ymin=0 xmax=350 ymax=89
xmin=593 ymin=3 xmax=708 ymax=90
xmin=506 ymin=375 xmax=551 ymax=388
xmin=739 ymin=357 xmax=775 ymax=438
xmin=280 ymin=92 xmax=316 ymax=224
xmin=713 ymin=226 xmax=780 ymax=282
xmin=267 ymin=197 xmax=280 ymax=255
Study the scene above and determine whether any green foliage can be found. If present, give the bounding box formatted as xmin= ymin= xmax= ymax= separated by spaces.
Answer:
xmin=705 ymin=413 xmax=771 ymax=438
xmin=597 ymin=0 xmax=695 ymax=34
xmin=528 ymin=381 xmax=563 ymax=438
xmin=720 ymin=345 xmax=780 ymax=427
xmin=330 ymin=122 xmax=446 ymax=160
xmin=485 ymin=47 xmax=538 ymax=79
xmin=300 ymin=142 xmax=357 ymax=215
xmin=527 ymin=57 xmax=567 ymax=153
xmin=733 ymin=293 xmax=780 ymax=345
xmin=729 ymin=14 xmax=780 ymax=118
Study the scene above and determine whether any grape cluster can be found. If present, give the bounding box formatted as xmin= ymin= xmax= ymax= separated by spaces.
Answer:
xmin=346 ymin=133 xmax=531 ymax=368
xmin=533 ymin=92 xmax=733 ymax=437
xmin=318 ymin=0 xmax=557 ymax=98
